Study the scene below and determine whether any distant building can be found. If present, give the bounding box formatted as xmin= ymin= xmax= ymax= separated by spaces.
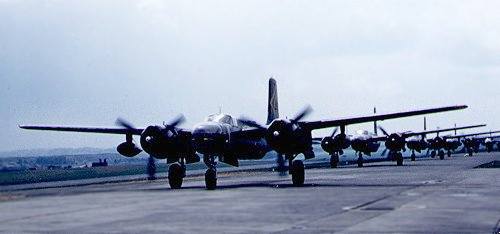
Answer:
xmin=91 ymin=159 xmax=108 ymax=167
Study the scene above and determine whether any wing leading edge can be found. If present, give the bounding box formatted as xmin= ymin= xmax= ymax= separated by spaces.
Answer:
xmin=301 ymin=105 xmax=468 ymax=130
xmin=19 ymin=125 xmax=144 ymax=135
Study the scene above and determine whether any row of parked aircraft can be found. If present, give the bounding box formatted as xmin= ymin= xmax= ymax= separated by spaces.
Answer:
xmin=19 ymin=79 xmax=498 ymax=190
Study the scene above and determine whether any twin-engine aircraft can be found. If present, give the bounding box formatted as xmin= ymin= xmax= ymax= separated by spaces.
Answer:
xmin=20 ymin=78 xmax=468 ymax=190
xmin=443 ymin=130 xmax=500 ymax=156
xmin=319 ymin=120 xmax=485 ymax=167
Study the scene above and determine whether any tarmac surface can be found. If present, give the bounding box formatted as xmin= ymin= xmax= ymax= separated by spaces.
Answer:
xmin=0 ymin=152 xmax=499 ymax=233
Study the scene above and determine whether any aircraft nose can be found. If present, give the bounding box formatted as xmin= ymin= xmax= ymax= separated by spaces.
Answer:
xmin=192 ymin=124 xmax=225 ymax=155
xmin=193 ymin=124 xmax=222 ymax=136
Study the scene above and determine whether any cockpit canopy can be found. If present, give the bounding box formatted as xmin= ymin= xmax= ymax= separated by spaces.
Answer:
xmin=356 ymin=130 xmax=377 ymax=136
xmin=205 ymin=114 xmax=237 ymax=126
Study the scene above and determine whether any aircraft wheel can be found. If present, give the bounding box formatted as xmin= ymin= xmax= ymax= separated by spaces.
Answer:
xmin=396 ymin=153 xmax=404 ymax=166
xmin=168 ymin=163 xmax=184 ymax=189
xmin=330 ymin=154 xmax=339 ymax=168
xmin=411 ymin=153 xmax=416 ymax=161
xmin=447 ymin=151 xmax=452 ymax=157
xmin=357 ymin=155 xmax=363 ymax=167
xmin=291 ymin=160 xmax=305 ymax=186
xmin=430 ymin=151 xmax=436 ymax=158
xmin=439 ymin=150 xmax=445 ymax=160
xmin=205 ymin=168 xmax=217 ymax=190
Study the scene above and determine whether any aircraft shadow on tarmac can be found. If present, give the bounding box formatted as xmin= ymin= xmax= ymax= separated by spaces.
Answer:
xmin=140 ymin=182 xmax=428 ymax=191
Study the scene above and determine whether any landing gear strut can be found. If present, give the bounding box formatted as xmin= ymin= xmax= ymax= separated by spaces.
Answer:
xmin=147 ymin=156 xmax=156 ymax=181
xmin=357 ymin=152 xmax=363 ymax=167
xmin=396 ymin=152 xmax=403 ymax=166
xmin=330 ymin=152 xmax=339 ymax=168
xmin=204 ymin=155 xmax=217 ymax=190
xmin=168 ymin=161 xmax=186 ymax=189
xmin=410 ymin=151 xmax=416 ymax=161
xmin=290 ymin=160 xmax=305 ymax=186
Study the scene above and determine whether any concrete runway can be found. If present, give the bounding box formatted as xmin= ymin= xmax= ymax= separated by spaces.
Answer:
xmin=0 ymin=153 xmax=499 ymax=233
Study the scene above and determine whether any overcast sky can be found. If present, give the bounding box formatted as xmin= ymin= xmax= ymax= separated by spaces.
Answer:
xmin=1 ymin=0 xmax=499 ymax=152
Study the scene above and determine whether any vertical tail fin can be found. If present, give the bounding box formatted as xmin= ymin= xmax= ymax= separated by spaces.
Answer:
xmin=373 ymin=107 xmax=378 ymax=135
xmin=267 ymin=78 xmax=279 ymax=125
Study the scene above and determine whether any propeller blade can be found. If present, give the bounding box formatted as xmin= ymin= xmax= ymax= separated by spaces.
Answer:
xmin=167 ymin=114 xmax=186 ymax=128
xmin=378 ymin=126 xmax=389 ymax=136
xmin=331 ymin=127 xmax=339 ymax=137
xmin=381 ymin=148 xmax=388 ymax=157
xmin=115 ymin=118 xmax=135 ymax=130
xmin=238 ymin=117 xmax=267 ymax=130
xmin=292 ymin=105 xmax=313 ymax=122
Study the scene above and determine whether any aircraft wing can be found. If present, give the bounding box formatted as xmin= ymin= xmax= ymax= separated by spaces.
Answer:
xmin=402 ymin=124 xmax=486 ymax=138
xmin=444 ymin=130 xmax=500 ymax=139
xmin=300 ymin=105 xmax=467 ymax=130
xmin=19 ymin=125 xmax=144 ymax=135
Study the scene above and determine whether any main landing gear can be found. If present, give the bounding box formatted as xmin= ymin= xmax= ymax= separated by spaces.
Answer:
xmin=357 ymin=152 xmax=364 ymax=167
xmin=389 ymin=151 xmax=404 ymax=166
xmin=438 ymin=150 xmax=445 ymax=160
xmin=330 ymin=152 xmax=340 ymax=168
xmin=290 ymin=160 xmax=305 ymax=186
xmin=168 ymin=162 xmax=186 ymax=189
xmin=410 ymin=151 xmax=416 ymax=161
xmin=204 ymin=155 xmax=217 ymax=190
xmin=147 ymin=156 xmax=157 ymax=181
xmin=430 ymin=150 xmax=436 ymax=158
xmin=396 ymin=152 xmax=403 ymax=166
xmin=447 ymin=150 xmax=452 ymax=157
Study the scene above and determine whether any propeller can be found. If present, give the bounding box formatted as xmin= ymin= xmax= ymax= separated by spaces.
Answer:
xmin=116 ymin=118 xmax=136 ymax=130
xmin=115 ymin=118 xmax=157 ymax=180
xmin=238 ymin=118 xmax=266 ymax=129
xmin=378 ymin=126 xmax=390 ymax=137
xmin=291 ymin=105 xmax=313 ymax=123
xmin=380 ymin=148 xmax=388 ymax=157
xmin=163 ymin=114 xmax=186 ymax=134
xmin=330 ymin=127 xmax=339 ymax=137
xmin=165 ymin=114 xmax=185 ymax=129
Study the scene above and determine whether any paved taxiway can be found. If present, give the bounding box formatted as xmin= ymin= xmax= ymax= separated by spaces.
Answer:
xmin=0 ymin=153 xmax=499 ymax=233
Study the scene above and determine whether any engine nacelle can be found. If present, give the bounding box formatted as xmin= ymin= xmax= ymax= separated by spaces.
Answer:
xmin=385 ymin=133 xmax=406 ymax=152
xmin=117 ymin=142 xmax=142 ymax=157
xmin=321 ymin=134 xmax=350 ymax=154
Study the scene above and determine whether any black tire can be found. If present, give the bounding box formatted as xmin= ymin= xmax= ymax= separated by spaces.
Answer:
xmin=330 ymin=154 xmax=339 ymax=168
xmin=168 ymin=163 xmax=184 ymax=189
xmin=430 ymin=151 xmax=436 ymax=158
xmin=396 ymin=153 xmax=403 ymax=166
xmin=291 ymin=160 xmax=305 ymax=186
xmin=447 ymin=151 xmax=452 ymax=157
xmin=439 ymin=151 xmax=445 ymax=160
xmin=411 ymin=154 xmax=416 ymax=161
xmin=205 ymin=168 xmax=217 ymax=190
